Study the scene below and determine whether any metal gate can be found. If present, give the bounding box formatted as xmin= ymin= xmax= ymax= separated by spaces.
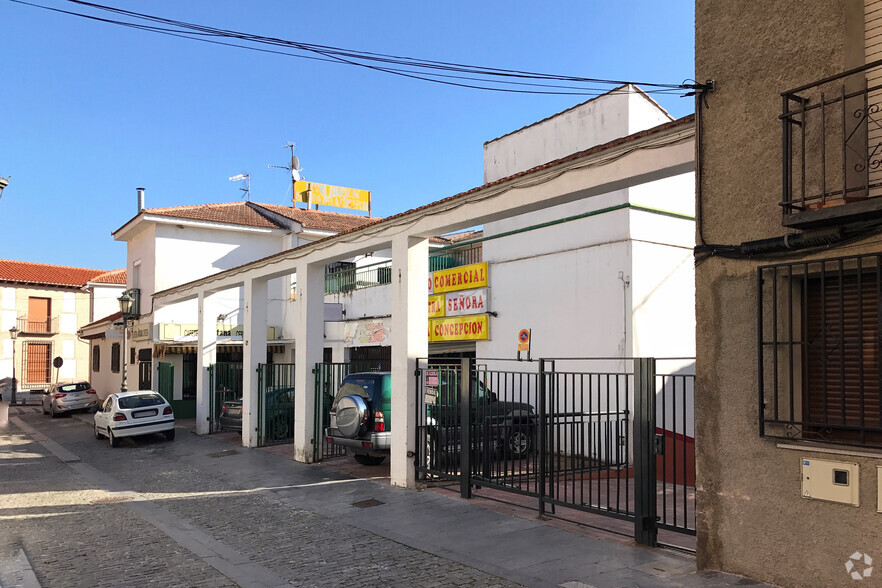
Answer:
xmin=414 ymin=357 xmax=695 ymax=547
xmin=257 ymin=363 xmax=295 ymax=446
xmin=313 ymin=363 xmax=351 ymax=461
xmin=158 ymin=362 xmax=174 ymax=404
xmin=208 ymin=362 xmax=243 ymax=433
xmin=312 ymin=361 xmax=386 ymax=461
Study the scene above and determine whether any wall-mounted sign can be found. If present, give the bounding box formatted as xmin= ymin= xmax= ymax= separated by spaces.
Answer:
xmin=428 ymin=294 xmax=446 ymax=318
xmin=445 ymin=288 xmax=488 ymax=317
xmin=431 ymin=262 xmax=488 ymax=294
xmin=132 ymin=323 xmax=151 ymax=342
xmin=428 ymin=314 xmax=489 ymax=342
xmin=517 ymin=328 xmax=530 ymax=352
xmin=294 ymin=180 xmax=371 ymax=213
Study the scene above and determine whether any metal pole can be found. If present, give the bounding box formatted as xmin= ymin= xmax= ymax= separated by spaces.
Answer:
xmin=537 ymin=359 xmax=546 ymax=517
xmin=459 ymin=357 xmax=472 ymax=499
xmin=121 ymin=318 xmax=128 ymax=392
xmin=633 ymin=357 xmax=657 ymax=547
xmin=10 ymin=339 xmax=17 ymax=406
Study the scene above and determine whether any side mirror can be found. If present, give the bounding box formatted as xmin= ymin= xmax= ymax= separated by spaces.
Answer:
xmin=489 ymin=391 xmax=498 ymax=403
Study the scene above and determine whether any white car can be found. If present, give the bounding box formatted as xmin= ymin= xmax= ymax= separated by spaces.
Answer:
xmin=93 ymin=391 xmax=175 ymax=447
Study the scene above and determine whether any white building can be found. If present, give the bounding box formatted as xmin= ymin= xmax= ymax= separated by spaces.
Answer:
xmin=148 ymin=84 xmax=696 ymax=489
xmin=0 ymin=260 xmax=125 ymax=401
xmin=80 ymin=196 xmax=380 ymax=410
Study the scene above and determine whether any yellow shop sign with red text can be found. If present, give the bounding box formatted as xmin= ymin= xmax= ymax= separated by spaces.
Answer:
xmin=431 ymin=262 xmax=488 ymax=294
xmin=428 ymin=294 xmax=446 ymax=318
xmin=428 ymin=314 xmax=490 ymax=342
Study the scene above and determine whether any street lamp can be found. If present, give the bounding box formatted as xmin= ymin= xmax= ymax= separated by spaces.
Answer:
xmin=118 ymin=292 xmax=134 ymax=393
xmin=8 ymin=326 xmax=19 ymax=405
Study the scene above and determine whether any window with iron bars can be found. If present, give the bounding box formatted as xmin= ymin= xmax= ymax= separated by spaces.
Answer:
xmin=759 ymin=253 xmax=882 ymax=447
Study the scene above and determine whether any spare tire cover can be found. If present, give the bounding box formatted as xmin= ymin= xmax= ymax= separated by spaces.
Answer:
xmin=336 ymin=395 xmax=368 ymax=438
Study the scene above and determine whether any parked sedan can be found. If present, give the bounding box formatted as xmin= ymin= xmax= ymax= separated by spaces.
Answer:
xmin=93 ymin=391 xmax=175 ymax=448
xmin=218 ymin=386 xmax=295 ymax=442
xmin=41 ymin=381 xmax=98 ymax=417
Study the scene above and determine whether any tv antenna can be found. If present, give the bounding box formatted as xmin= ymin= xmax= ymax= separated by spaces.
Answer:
xmin=228 ymin=173 xmax=251 ymax=201
xmin=267 ymin=142 xmax=306 ymax=207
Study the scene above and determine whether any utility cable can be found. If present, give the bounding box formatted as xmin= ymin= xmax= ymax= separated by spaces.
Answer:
xmin=9 ymin=0 xmax=706 ymax=97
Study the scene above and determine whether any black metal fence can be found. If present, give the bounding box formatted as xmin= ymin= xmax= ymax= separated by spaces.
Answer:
xmin=414 ymin=357 xmax=695 ymax=546
xmin=208 ymin=362 xmax=242 ymax=434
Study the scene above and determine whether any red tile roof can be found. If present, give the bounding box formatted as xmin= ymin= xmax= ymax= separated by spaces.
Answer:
xmin=119 ymin=201 xmax=380 ymax=235
xmin=89 ymin=268 xmax=127 ymax=284
xmin=0 ymin=259 xmax=116 ymax=287
xmin=80 ymin=310 xmax=122 ymax=330
xmin=253 ymin=203 xmax=382 ymax=233
xmin=144 ymin=202 xmax=283 ymax=229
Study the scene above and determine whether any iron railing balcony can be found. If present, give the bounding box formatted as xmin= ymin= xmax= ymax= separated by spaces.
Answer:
xmin=16 ymin=316 xmax=59 ymax=335
xmin=322 ymin=246 xmax=483 ymax=295
xmin=782 ymin=58 xmax=882 ymax=228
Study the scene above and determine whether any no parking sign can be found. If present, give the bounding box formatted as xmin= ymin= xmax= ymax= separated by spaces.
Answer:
xmin=517 ymin=329 xmax=530 ymax=351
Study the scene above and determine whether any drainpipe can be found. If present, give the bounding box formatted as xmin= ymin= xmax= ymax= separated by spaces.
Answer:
xmin=618 ymin=271 xmax=630 ymax=357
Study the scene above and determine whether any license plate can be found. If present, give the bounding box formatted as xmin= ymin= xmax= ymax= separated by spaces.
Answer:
xmin=133 ymin=409 xmax=158 ymax=418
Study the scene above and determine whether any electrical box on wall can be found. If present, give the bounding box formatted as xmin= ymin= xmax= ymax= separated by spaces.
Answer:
xmin=801 ymin=458 xmax=859 ymax=506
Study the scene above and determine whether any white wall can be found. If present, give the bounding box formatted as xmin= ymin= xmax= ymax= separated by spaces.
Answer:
xmin=90 ymin=335 xmax=122 ymax=399
xmin=483 ymin=87 xmax=672 ymax=183
xmin=628 ymin=172 xmax=695 ymax=219
xmin=126 ymin=223 xmax=156 ymax=306
xmin=147 ymin=225 xmax=288 ymax=330
xmin=477 ymin=239 xmax=632 ymax=360
xmin=91 ymin=283 xmax=126 ymax=321
xmin=153 ymin=224 xmax=284 ymax=293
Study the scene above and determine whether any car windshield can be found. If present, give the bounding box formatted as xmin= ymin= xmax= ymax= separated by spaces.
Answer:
xmin=58 ymin=382 xmax=90 ymax=393
xmin=118 ymin=394 xmax=165 ymax=409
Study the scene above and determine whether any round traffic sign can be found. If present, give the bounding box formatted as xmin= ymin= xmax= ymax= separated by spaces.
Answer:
xmin=518 ymin=329 xmax=530 ymax=343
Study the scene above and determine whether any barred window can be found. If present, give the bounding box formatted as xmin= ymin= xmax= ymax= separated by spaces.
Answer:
xmin=759 ymin=253 xmax=882 ymax=447
xmin=92 ymin=345 xmax=100 ymax=373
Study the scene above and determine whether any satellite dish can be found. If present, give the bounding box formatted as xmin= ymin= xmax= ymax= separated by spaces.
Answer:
xmin=291 ymin=155 xmax=300 ymax=170
xmin=292 ymin=169 xmax=301 ymax=182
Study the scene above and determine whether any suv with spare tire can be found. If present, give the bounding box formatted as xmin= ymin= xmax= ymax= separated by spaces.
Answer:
xmin=326 ymin=372 xmax=391 ymax=466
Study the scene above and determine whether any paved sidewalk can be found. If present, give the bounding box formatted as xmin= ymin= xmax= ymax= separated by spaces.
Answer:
xmin=2 ymin=404 xmax=765 ymax=587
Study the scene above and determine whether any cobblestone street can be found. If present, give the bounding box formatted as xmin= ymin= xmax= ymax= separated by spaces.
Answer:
xmin=0 ymin=406 xmax=518 ymax=587
xmin=0 ymin=404 xmax=762 ymax=588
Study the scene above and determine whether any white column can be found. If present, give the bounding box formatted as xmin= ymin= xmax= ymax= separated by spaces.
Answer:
xmin=242 ymin=276 xmax=268 ymax=448
xmin=390 ymin=235 xmax=429 ymax=489
xmin=293 ymin=263 xmax=324 ymax=463
xmin=195 ymin=291 xmax=219 ymax=435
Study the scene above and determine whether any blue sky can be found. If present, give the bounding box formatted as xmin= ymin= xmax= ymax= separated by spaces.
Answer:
xmin=1 ymin=1 xmax=695 ymax=270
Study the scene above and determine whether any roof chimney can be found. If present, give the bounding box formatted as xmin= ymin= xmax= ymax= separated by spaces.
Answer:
xmin=137 ymin=187 xmax=145 ymax=213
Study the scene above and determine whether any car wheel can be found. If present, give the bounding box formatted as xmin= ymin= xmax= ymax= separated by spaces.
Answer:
xmin=269 ymin=416 xmax=290 ymax=441
xmin=164 ymin=429 xmax=175 ymax=441
xmin=353 ymin=454 xmax=386 ymax=466
xmin=108 ymin=430 xmax=119 ymax=448
xmin=506 ymin=428 xmax=534 ymax=459
xmin=42 ymin=403 xmax=48 ymax=415
xmin=94 ymin=425 xmax=102 ymax=440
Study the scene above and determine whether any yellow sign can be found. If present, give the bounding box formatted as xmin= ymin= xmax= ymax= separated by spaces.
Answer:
xmin=431 ymin=262 xmax=488 ymax=294
xmin=428 ymin=294 xmax=446 ymax=318
xmin=294 ymin=180 xmax=371 ymax=212
xmin=428 ymin=314 xmax=490 ymax=342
